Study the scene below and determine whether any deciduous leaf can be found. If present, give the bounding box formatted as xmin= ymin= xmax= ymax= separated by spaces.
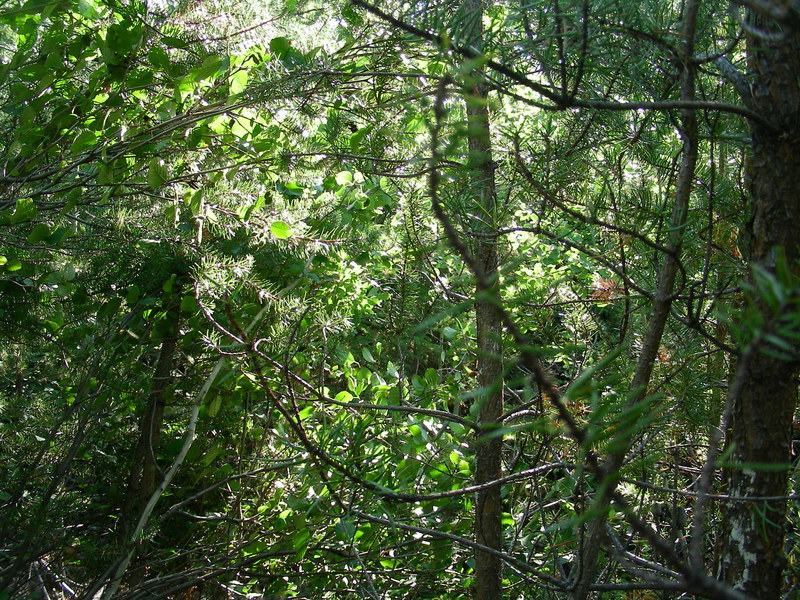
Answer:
xmin=70 ymin=130 xmax=96 ymax=154
xmin=148 ymin=46 xmax=169 ymax=70
xmin=190 ymin=55 xmax=223 ymax=82
xmin=270 ymin=221 xmax=292 ymax=239
xmin=27 ymin=223 xmax=49 ymax=243
xmin=147 ymin=159 xmax=169 ymax=189
xmin=269 ymin=36 xmax=292 ymax=58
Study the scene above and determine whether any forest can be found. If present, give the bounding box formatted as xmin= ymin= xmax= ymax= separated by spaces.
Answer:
xmin=1 ymin=0 xmax=799 ymax=598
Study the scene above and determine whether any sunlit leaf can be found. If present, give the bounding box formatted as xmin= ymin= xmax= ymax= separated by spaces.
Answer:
xmin=270 ymin=221 xmax=292 ymax=239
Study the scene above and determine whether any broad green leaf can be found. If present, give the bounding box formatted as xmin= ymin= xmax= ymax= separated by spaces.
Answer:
xmin=190 ymin=55 xmax=223 ymax=82
xmin=61 ymin=263 xmax=76 ymax=281
xmin=207 ymin=394 xmax=222 ymax=417
xmin=147 ymin=159 xmax=169 ymax=189
xmin=334 ymin=391 xmax=353 ymax=402
xmin=127 ymin=68 xmax=153 ymax=87
xmin=162 ymin=273 xmax=177 ymax=292
xmin=449 ymin=450 xmax=460 ymax=465
xmin=70 ymin=130 xmax=96 ymax=154
xmin=6 ymin=259 xmax=21 ymax=271
xmin=106 ymin=20 xmax=142 ymax=57
xmin=188 ymin=190 xmax=204 ymax=216
xmin=72 ymin=286 xmax=88 ymax=304
xmin=335 ymin=171 xmax=353 ymax=185
xmin=293 ymin=527 xmax=310 ymax=559
xmin=148 ymin=46 xmax=170 ymax=70
xmin=229 ymin=69 xmax=248 ymax=95
xmin=269 ymin=36 xmax=292 ymax=58
xmin=242 ymin=541 xmax=267 ymax=555
xmin=180 ymin=295 xmax=198 ymax=312
xmin=125 ymin=286 xmax=139 ymax=304
xmin=424 ymin=367 xmax=439 ymax=387
xmin=27 ymin=223 xmax=49 ymax=243
xmin=270 ymin=221 xmax=292 ymax=239
xmin=335 ymin=518 xmax=355 ymax=540
xmin=341 ymin=3 xmax=364 ymax=27
xmin=76 ymin=0 xmax=100 ymax=19
xmin=162 ymin=36 xmax=187 ymax=49
xmin=278 ymin=182 xmax=303 ymax=198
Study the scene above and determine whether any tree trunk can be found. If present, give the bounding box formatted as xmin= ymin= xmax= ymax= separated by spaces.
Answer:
xmin=120 ymin=300 xmax=181 ymax=538
xmin=718 ymin=13 xmax=800 ymax=597
xmin=462 ymin=2 xmax=504 ymax=599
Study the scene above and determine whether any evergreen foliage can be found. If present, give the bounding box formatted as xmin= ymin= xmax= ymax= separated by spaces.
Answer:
xmin=1 ymin=1 xmax=798 ymax=599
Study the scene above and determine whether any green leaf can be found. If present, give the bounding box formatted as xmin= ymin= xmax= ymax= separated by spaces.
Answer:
xmin=278 ymin=182 xmax=303 ymax=198
xmin=125 ymin=286 xmax=139 ymax=304
xmin=424 ymin=367 xmax=439 ymax=387
xmin=207 ymin=394 xmax=222 ymax=417
xmin=180 ymin=295 xmax=198 ymax=312
xmin=106 ymin=20 xmax=143 ymax=58
xmin=335 ymin=171 xmax=353 ymax=186
xmin=0 ymin=256 xmax=6 ymax=265
xmin=147 ymin=159 xmax=169 ymax=189
xmin=6 ymin=259 xmax=22 ymax=272
xmin=188 ymin=190 xmax=204 ymax=216
xmin=76 ymin=0 xmax=99 ymax=19
xmin=190 ymin=55 xmax=223 ymax=82
xmin=148 ymin=46 xmax=170 ymax=70
xmin=334 ymin=391 xmax=353 ymax=402
xmin=27 ymin=223 xmax=49 ymax=243
xmin=70 ymin=130 xmax=96 ymax=154
xmin=61 ymin=263 xmax=76 ymax=282
xmin=162 ymin=36 xmax=187 ymax=49
xmin=270 ymin=221 xmax=292 ymax=239
xmin=293 ymin=527 xmax=310 ymax=559
xmin=269 ymin=36 xmax=292 ymax=58
xmin=163 ymin=273 xmax=177 ymax=292
xmin=242 ymin=541 xmax=267 ymax=555
xmin=229 ymin=69 xmax=248 ymax=95
xmin=127 ymin=68 xmax=153 ymax=87
xmin=45 ymin=226 xmax=69 ymax=245
xmin=341 ymin=4 xmax=364 ymax=27
xmin=72 ymin=285 xmax=89 ymax=304
xmin=335 ymin=518 xmax=355 ymax=541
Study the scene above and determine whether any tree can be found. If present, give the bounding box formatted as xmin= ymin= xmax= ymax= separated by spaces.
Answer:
xmin=1 ymin=0 xmax=799 ymax=598
xmin=716 ymin=4 xmax=800 ymax=596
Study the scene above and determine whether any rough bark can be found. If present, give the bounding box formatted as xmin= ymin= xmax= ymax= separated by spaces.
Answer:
xmin=718 ymin=13 xmax=800 ymax=597
xmin=462 ymin=1 xmax=504 ymax=599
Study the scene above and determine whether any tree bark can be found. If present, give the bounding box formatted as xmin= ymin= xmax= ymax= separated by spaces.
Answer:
xmin=120 ymin=300 xmax=181 ymax=538
xmin=462 ymin=2 xmax=504 ymax=599
xmin=718 ymin=12 xmax=800 ymax=597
